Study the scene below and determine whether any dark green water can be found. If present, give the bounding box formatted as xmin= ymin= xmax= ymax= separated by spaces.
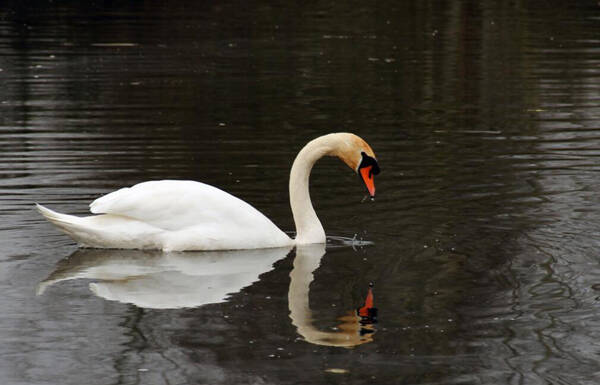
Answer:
xmin=2 ymin=1 xmax=600 ymax=384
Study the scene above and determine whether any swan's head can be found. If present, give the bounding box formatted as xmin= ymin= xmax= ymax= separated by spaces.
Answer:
xmin=332 ymin=133 xmax=380 ymax=197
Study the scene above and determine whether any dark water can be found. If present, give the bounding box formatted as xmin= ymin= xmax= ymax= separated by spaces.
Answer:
xmin=2 ymin=1 xmax=600 ymax=384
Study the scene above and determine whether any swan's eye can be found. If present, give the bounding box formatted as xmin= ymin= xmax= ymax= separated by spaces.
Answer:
xmin=358 ymin=152 xmax=380 ymax=177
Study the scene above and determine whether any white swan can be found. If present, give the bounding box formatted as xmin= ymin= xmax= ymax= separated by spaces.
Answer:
xmin=36 ymin=132 xmax=380 ymax=251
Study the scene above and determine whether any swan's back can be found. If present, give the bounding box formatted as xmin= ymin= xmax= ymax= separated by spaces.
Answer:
xmin=91 ymin=180 xmax=263 ymax=230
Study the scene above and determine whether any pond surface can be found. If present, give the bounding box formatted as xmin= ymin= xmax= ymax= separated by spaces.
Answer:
xmin=2 ymin=1 xmax=600 ymax=384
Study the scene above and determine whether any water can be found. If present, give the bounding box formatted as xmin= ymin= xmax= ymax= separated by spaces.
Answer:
xmin=2 ymin=1 xmax=600 ymax=384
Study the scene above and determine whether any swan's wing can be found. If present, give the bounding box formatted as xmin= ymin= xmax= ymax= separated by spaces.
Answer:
xmin=89 ymin=180 xmax=280 ymax=232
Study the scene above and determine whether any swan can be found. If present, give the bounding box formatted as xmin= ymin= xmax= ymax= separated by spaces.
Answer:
xmin=36 ymin=132 xmax=380 ymax=251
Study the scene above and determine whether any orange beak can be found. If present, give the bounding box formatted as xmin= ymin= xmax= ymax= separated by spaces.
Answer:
xmin=360 ymin=166 xmax=376 ymax=197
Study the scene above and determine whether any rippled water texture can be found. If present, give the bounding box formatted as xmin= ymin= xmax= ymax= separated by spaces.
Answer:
xmin=2 ymin=1 xmax=600 ymax=384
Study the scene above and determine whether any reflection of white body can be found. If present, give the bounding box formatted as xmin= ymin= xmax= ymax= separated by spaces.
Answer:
xmin=38 ymin=247 xmax=292 ymax=309
xmin=36 ymin=133 xmax=379 ymax=250
xmin=39 ymin=244 xmax=375 ymax=347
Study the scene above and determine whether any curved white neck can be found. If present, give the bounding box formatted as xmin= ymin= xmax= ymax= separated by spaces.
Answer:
xmin=289 ymin=135 xmax=334 ymax=244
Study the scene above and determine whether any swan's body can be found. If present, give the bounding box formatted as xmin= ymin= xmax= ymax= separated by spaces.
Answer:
xmin=37 ymin=133 xmax=379 ymax=251
xmin=37 ymin=181 xmax=292 ymax=250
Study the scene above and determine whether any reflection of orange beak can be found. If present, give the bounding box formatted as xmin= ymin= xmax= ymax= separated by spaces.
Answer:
xmin=360 ymin=166 xmax=376 ymax=197
xmin=358 ymin=286 xmax=374 ymax=317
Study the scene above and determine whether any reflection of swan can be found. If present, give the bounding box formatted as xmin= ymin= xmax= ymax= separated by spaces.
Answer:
xmin=40 ymin=243 xmax=376 ymax=346
xmin=289 ymin=245 xmax=376 ymax=347
xmin=36 ymin=133 xmax=380 ymax=251
xmin=38 ymin=247 xmax=292 ymax=309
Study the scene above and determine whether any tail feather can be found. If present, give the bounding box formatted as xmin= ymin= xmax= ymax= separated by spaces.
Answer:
xmin=35 ymin=203 xmax=81 ymax=228
xmin=36 ymin=203 xmax=89 ymax=244
xmin=35 ymin=203 xmax=163 ymax=249
xmin=36 ymin=203 xmax=83 ymax=229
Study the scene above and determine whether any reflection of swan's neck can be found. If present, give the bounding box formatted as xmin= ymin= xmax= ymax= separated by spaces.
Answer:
xmin=288 ymin=245 xmax=325 ymax=335
xmin=289 ymin=136 xmax=333 ymax=244
xmin=289 ymin=244 xmax=373 ymax=347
